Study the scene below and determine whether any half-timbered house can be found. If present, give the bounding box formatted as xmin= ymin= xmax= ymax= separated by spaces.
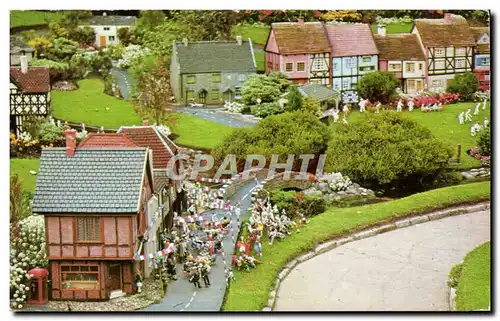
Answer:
xmin=374 ymin=26 xmax=426 ymax=94
xmin=32 ymin=129 xmax=155 ymax=300
xmin=326 ymin=23 xmax=379 ymax=102
xmin=412 ymin=14 xmax=476 ymax=92
xmin=265 ymin=20 xmax=331 ymax=85
xmin=470 ymin=26 xmax=490 ymax=91
xmin=10 ymin=56 xmax=50 ymax=137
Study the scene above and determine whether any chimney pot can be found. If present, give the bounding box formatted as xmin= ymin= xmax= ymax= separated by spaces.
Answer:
xmin=236 ymin=35 xmax=242 ymax=45
xmin=182 ymin=38 xmax=188 ymax=47
xmin=297 ymin=18 xmax=304 ymax=25
xmin=64 ymin=129 xmax=77 ymax=157
xmin=142 ymin=120 xmax=149 ymax=126
xmin=20 ymin=55 xmax=28 ymax=74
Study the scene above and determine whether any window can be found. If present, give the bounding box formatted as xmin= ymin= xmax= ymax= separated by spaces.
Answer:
xmin=238 ymin=74 xmax=247 ymax=82
xmin=434 ymin=60 xmax=445 ymax=70
xmin=406 ymin=62 xmax=415 ymax=73
xmin=362 ymin=56 xmax=371 ymax=63
xmin=416 ymin=79 xmax=423 ymax=91
xmin=211 ymin=89 xmax=220 ymax=101
xmin=480 ymin=57 xmax=490 ymax=66
xmin=342 ymin=78 xmax=351 ymax=90
xmin=418 ymin=63 xmax=423 ymax=71
xmin=212 ymin=73 xmax=221 ymax=83
xmin=103 ymin=27 xmax=110 ymax=31
xmin=108 ymin=36 xmax=115 ymax=41
xmin=455 ymin=47 xmax=465 ymax=56
xmin=388 ymin=63 xmax=401 ymax=71
xmin=311 ymin=59 xmax=327 ymax=71
xmin=285 ymin=63 xmax=293 ymax=72
xmin=432 ymin=79 xmax=444 ymax=89
xmin=296 ymin=62 xmax=305 ymax=72
xmin=186 ymin=75 xmax=196 ymax=84
xmin=186 ymin=90 xmax=195 ymax=101
xmin=235 ymin=87 xmax=242 ymax=96
xmin=345 ymin=58 xmax=356 ymax=69
xmin=76 ymin=217 xmax=101 ymax=242
xmin=61 ymin=265 xmax=100 ymax=290
xmin=359 ymin=66 xmax=375 ymax=72
xmin=407 ymin=79 xmax=416 ymax=89
xmin=333 ymin=80 xmax=341 ymax=92
xmin=434 ymin=48 xmax=445 ymax=57
xmin=455 ymin=59 xmax=466 ymax=68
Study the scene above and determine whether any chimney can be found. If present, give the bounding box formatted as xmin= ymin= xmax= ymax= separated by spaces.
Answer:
xmin=297 ymin=18 xmax=304 ymax=25
xmin=142 ymin=120 xmax=149 ymax=126
xmin=183 ymin=38 xmax=188 ymax=47
xmin=103 ymin=12 xmax=107 ymax=17
xmin=20 ymin=55 xmax=28 ymax=74
xmin=236 ymin=35 xmax=242 ymax=45
xmin=377 ymin=24 xmax=386 ymax=36
xmin=64 ymin=129 xmax=77 ymax=157
xmin=444 ymin=13 xmax=455 ymax=24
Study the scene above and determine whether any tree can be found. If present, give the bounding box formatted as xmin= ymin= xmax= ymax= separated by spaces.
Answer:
xmin=447 ymin=72 xmax=480 ymax=101
xmin=173 ymin=10 xmax=244 ymax=40
xmin=27 ymin=36 xmax=51 ymax=57
xmin=321 ymin=10 xmax=362 ymax=22
xmin=46 ymin=37 xmax=79 ymax=61
xmin=10 ymin=175 xmax=31 ymax=224
xmin=141 ymin=21 xmax=188 ymax=57
xmin=325 ymin=112 xmax=453 ymax=189
xmin=60 ymin=10 xmax=92 ymax=29
xmin=136 ymin=10 xmax=166 ymax=35
xmin=117 ymin=27 xmax=135 ymax=46
xmin=68 ymin=26 xmax=95 ymax=45
xmin=286 ymin=85 xmax=303 ymax=111
xmin=48 ymin=22 xmax=68 ymax=38
xmin=478 ymin=127 xmax=491 ymax=155
xmin=301 ymin=97 xmax=322 ymax=116
xmin=241 ymin=74 xmax=282 ymax=105
xmin=357 ymin=71 xmax=400 ymax=104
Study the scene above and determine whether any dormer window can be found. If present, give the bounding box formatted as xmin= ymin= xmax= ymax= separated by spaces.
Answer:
xmin=103 ymin=27 xmax=110 ymax=31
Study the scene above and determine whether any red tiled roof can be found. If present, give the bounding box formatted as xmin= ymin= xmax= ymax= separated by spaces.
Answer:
xmin=10 ymin=67 xmax=50 ymax=93
xmin=117 ymin=126 xmax=177 ymax=169
xmin=78 ymin=133 xmax=138 ymax=148
xmin=326 ymin=24 xmax=379 ymax=57
xmin=271 ymin=22 xmax=331 ymax=54
xmin=373 ymin=34 xmax=425 ymax=61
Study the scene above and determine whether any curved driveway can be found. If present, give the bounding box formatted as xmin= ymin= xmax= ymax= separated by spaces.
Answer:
xmin=275 ymin=210 xmax=490 ymax=311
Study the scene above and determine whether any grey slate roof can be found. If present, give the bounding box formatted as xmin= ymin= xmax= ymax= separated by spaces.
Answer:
xmin=10 ymin=36 xmax=34 ymax=54
xmin=32 ymin=147 xmax=149 ymax=213
xmin=175 ymin=40 xmax=256 ymax=74
xmin=85 ymin=15 xmax=137 ymax=26
xmin=299 ymin=84 xmax=340 ymax=103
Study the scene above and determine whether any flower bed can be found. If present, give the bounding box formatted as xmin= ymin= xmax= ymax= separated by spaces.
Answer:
xmin=388 ymin=92 xmax=460 ymax=109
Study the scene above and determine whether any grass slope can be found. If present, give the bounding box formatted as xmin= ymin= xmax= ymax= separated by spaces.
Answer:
xmin=370 ymin=22 xmax=414 ymax=34
xmin=10 ymin=10 xmax=64 ymax=28
xmin=10 ymin=158 xmax=41 ymax=194
xmin=167 ymin=113 xmax=234 ymax=150
xmin=51 ymin=78 xmax=142 ymax=130
xmin=232 ymin=24 xmax=271 ymax=46
xmin=455 ymin=242 xmax=491 ymax=311
xmin=343 ymin=102 xmax=490 ymax=169
xmin=223 ymin=181 xmax=491 ymax=311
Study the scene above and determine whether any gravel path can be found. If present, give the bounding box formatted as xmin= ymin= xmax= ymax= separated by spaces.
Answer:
xmin=274 ymin=209 xmax=491 ymax=311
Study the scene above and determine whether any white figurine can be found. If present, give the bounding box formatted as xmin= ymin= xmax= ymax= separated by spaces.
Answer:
xmin=470 ymin=125 xmax=476 ymax=137
xmin=474 ymin=102 xmax=480 ymax=115
xmin=484 ymin=117 xmax=489 ymax=128
xmin=342 ymin=115 xmax=348 ymax=125
xmin=358 ymin=99 xmax=366 ymax=113
xmin=407 ymin=99 xmax=414 ymax=112
xmin=482 ymin=98 xmax=488 ymax=110
xmin=375 ymin=102 xmax=381 ymax=114
xmin=332 ymin=109 xmax=340 ymax=123
xmin=458 ymin=112 xmax=464 ymax=125
xmin=342 ymin=104 xmax=350 ymax=116
xmin=465 ymin=109 xmax=473 ymax=122
xmin=396 ymin=99 xmax=403 ymax=112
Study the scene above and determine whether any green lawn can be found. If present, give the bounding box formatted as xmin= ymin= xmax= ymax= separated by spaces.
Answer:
xmin=343 ymin=102 xmax=490 ymax=169
xmin=167 ymin=113 xmax=234 ymax=150
xmin=52 ymin=78 xmax=142 ymax=130
xmin=10 ymin=10 xmax=64 ymax=28
xmin=10 ymin=158 xmax=41 ymax=194
xmin=455 ymin=242 xmax=491 ymax=311
xmin=254 ymin=49 xmax=265 ymax=72
xmin=223 ymin=181 xmax=491 ymax=311
xmin=232 ymin=24 xmax=271 ymax=46
xmin=370 ymin=22 xmax=414 ymax=34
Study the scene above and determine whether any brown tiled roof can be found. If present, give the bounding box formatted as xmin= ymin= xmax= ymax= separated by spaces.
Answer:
xmin=271 ymin=22 xmax=330 ymax=54
xmin=476 ymin=44 xmax=490 ymax=54
xmin=326 ymin=24 xmax=379 ymax=57
xmin=117 ymin=126 xmax=177 ymax=169
xmin=78 ymin=133 xmax=138 ymax=148
xmin=10 ymin=67 xmax=50 ymax=93
xmin=373 ymin=34 xmax=425 ymax=61
xmin=414 ymin=16 xmax=475 ymax=47
xmin=470 ymin=27 xmax=489 ymax=41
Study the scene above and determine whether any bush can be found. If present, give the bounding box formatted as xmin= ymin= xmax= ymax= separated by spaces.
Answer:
xmin=117 ymin=27 xmax=135 ymax=46
xmin=38 ymin=122 xmax=64 ymax=144
xmin=301 ymin=97 xmax=322 ymax=116
xmin=117 ymin=44 xmax=151 ymax=69
xmin=321 ymin=10 xmax=362 ymax=22
xmin=300 ymin=193 xmax=326 ymax=217
xmin=448 ymin=263 xmax=463 ymax=288
xmin=325 ymin=112 xmax=453 ymax=189
xmin=478 ymin=127 xmax=491 ymax=155
xmin=269 ymin=190 xmax=298 ymax=216
xmin=69 ymin=53 xmax=92 ymax=79
xmin=30 ymin=58 xmax=70 ymax=84
xmin=286 ymin=85 xmax=302 ymax=112
xmin=250 ymin=101 xmax=282 ymax=118
xmin=67 ymin=26 xmax=95 ymax=45
xmin=241 ymin=74 xmax=282 ymax=106
xmin=447 ymin=72 xmax=480 ymax=102
xmin=46 ymin=37 xmax=79 ymax=61
xmin=107 ymin=44 xmax=125 ymax=60
xmin=357 ymin=71 xmax=400 ymax=104
xmin=269 ymin=190 xmax=326 ymax=218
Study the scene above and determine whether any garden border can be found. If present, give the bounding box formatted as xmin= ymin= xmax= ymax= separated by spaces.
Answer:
xmin=263 ymin=201 xmax=490 ymax=311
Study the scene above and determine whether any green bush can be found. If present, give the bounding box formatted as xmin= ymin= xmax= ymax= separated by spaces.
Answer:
xmin=38 ymin=122 xmax=64 ymax=144
xmin=67 ymin=26 xmax=95 ymax=45
xmin=286 ymin=85 xmax=302 ymax=112
xmin=46 ymin=37 xmax=79 ymax=61
xmin=447 ymin=72 xmax=480 ymax=102
xmin=357 ymin=71 xmax=400 ymax=104
xmin=117 ymin=27 xmax=135 ymax=46
xmin=250 ymin=101 xmax=282 ymax=118
xmin=300 ymin=193 xmax=326 ymax=217
xmin=448 ymin=263 xmax=463 ymax=288
xmin=269 ymin=190 xmax=298 ymax=215
xmin=478 ymin=126 xmax=491 ymax=155
xmin=325 ymin=111 xmax=453 ymax=189
xmin=30 ymin=58 xmax=70 ymax=83
xmin=301 ymin=97 xmax=322 ymax=116
xmin=242 ymin=74 xmax=282 ymax=106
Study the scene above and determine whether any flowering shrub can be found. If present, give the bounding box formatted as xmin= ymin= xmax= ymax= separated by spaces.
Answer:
xmin=389 ymin=92 xmax=460 ymax=108
xmin=10 ymin=215 xmax=47 ymax=309
xmin=156 ymin=124 xmax=172 ymax=137
xmin=323 ymin=172 xmax=353 ymax=192
xmin=250 ymin=101 xmax=282 ymax=118
xmin=117 ymin=45 xmax=151 ymax=69
xmin=375 ymin=15 xmax=414 ymax=25
xmin=224 ymin=101 xmax=245 ymax=113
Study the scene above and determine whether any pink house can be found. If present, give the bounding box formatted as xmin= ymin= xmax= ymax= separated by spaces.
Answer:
xmin=265 ymin=20 xmax=331 ymax=85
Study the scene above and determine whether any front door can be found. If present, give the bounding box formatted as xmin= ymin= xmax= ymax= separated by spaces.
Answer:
xmin=223 ymin=89 xmax=234 ymax=102
xmin=99 ymin=36 xmax=106 ymax=47
xmin=109 ymin=264 xmax=122 ymax=291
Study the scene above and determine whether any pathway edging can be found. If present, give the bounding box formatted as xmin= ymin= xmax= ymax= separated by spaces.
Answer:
xmin=263 ymin=201 xmax=490 ymax=311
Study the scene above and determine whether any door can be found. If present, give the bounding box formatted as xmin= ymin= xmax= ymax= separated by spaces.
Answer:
xmin=223 ymin=89 xmax=234 ymax=102
xmin=198 ymin=90 xmax=207 ymax=104
xmin=99 ymin=36 xmax=106 ymax=47
xmin=108 ymin=264 xmax=122 ymax=291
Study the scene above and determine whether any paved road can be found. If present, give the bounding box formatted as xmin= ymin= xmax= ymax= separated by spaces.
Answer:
xmin=275 ymin=210 xmax=491 ymax=311
xmin=110 ymin=67 xmax=134 ymax=100
xmin=143 ymin=179 xmax=260 ymax=311
xmin=179 ymin=107 xmax=257 ymax=128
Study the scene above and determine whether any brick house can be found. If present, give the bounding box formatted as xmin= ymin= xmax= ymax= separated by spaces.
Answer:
xmin=32 ymin=130 xmax=155 ymax=300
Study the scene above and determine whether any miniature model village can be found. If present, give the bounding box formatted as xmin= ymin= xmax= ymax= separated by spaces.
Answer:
xmin=10 ymin=10 xmax=490 ymax=312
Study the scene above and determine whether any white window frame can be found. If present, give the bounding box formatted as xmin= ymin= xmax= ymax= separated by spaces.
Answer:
xmin=311 ymin=59 xmax=327 ymax=71
xmin=434 ymin=59 xmax=445 ymax=70
xmin=455 ymin=58 xmax=466 ymax=68
xmin=434 ymin=48 xmax=445 ymax=57
xmin=455 ymin=47 xmax=466 ymax=56
xmin=296 ymin=62 xmax=306 ymax=72
xmin=480 ymin=57 xmax=490 ymax=66
xmin=388 ymin=62 xmax=402 ymax=71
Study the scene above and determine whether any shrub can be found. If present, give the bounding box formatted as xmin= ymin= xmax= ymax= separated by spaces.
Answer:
xmin=69 ymin=53 xmax=92 ymax=79
xmin=269 ymin=190 xmax=298 ymax=216
xmin=357 ymin=71 xmax=400 ymax=104
xmin=241 ymin=74 xmax=282 ymax=106
xmin=478 ymin=127 xmax=491 ymax=155
xmin=321 ymin=10 xmax=362 ymax=22
xmin=300 ymin=193 xmax=326 ymax=217
xmin=117 ymin=44 xmax=151 ymax=69
xmin=250 ymin=101 xmax=282 ymax=118
xmin=301 ymin=97 xmax=322 ymax=116
xmin=30 ymin=58 xmax=70 ymax=84
xmin=117 ymin=27 xmax=135 ymax=46
xmin=107 ymin=44 xmax=125 ymax=60
xmin=447 ymin=72 xmax=480 ymax=101
xmin=38 ymin=122 xmax=64 ymax=144
xmin=67 ymin=26 xmax=95 ymax=45
xmin=325 ymin=112 xmax=453 ymax=189
xmin=286 ymin=85 xmax=302 ymax=112
xmin=269 ymin=190 xmax=326 ymax=218
xmin=448 ymin=263 xmax=463 ymax=288
xmin=46 ymin=37 xmax=79 ymax=61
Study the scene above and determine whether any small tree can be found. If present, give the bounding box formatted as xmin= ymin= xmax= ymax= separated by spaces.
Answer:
xmin=241 ymin=74 xmax=282 ymax=105
xmin=478 ymin=127 xmax=491 ymax=155
xmin=286 ymin=85 xmax=303 ymax=111
xmin=28 ymin=36 xmax=51 ymax=58
xmin=447 ymin=72 xmax=480 ymax=101
xmin=68 ymin=26 xmax=95 ymax=45
xmin=301 ymin=97 xmax=322 ymax=116
xmin=46 ymin=37 xmax=79 ymax=62
xmin=10 ymin=175 xmax=31 ymax=225
xmin=357 ymin=71 xmax=400 ymax=104
xmin=117 ymin=27 xmax=135 ymax=46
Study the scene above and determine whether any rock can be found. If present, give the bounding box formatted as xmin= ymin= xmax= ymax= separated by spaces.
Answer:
xmin=346 ymin=187 xmax=357 ymax=194
xmin=351 ymin=183 xmax=360 ymax=189
xmin=461 ymin=172 xmax=475 ymax=179
xmin=337 ymin=191 xmax=346 ymax=196
xmin=318 ymin=182 xmax=330 ymax=193
xmin=361 ymin=192 xmax=367 ymax=196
